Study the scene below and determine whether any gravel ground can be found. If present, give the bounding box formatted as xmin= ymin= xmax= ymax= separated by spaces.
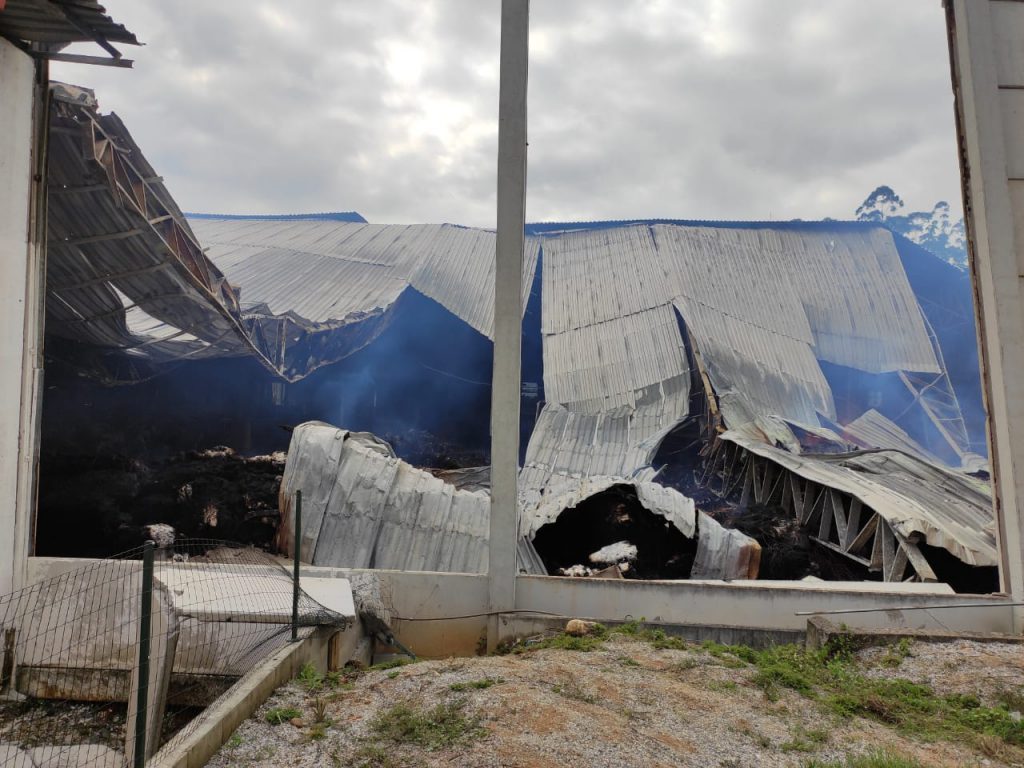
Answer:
xmin=207 ymin=636 xmax=1024 ymax=768
xmin=859 ymin=640 xmax=1024 ymax=707
xmin=0 ymin=700 xmax=126 ymax=750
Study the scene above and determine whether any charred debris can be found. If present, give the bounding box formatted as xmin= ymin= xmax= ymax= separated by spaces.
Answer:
xmin=36 ymin=84 xmax=997 ymax=593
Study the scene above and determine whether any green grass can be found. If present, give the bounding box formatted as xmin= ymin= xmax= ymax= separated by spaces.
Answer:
xmin=449 ymin=677 xmax=501 ymax=692
xmin=732 ymin=642 xmax=1024 ymax=748
xmin=498 ymin=621 xmax=703 ymax=655
xmin=352 ymin=744 xmax=406 ymax=768
xmin=803 ymin=751 xmax=925 ymax=768
xmin=781 ymin=725 xmax=829 ymax=752
xmin=265 ymin=706 xmax=302 ymax=725
xmin=296 ymin=662 xmax=324 ymax=691
xmin=368 ymin=699 xmax=487 ymax=751
xmin=370 ymin=658 xmax=415 ymax=672
xmin=225 ymin=733 xmax=243 ymax=748
xmin=878 ymin=638 xmax=914 ymax=668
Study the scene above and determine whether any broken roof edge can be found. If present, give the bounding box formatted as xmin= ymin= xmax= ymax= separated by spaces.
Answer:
xmin=186 ymin=212 xmax=368 ymax=223
xmin=720 ymin=429 xmax=996 ymax=568
xmin=519 ymin=473 xmax=759 ymax=581
xmin=0 ymin=0 xmax=140 ymax=47
xmin=46 ymin=92 xmax=289 ymax=384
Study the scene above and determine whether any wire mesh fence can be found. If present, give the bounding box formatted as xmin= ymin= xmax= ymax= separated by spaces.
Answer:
xmin=0 ymin=527 xmax=347 ymax=767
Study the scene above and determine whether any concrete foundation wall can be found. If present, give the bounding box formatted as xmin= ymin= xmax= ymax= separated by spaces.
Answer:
xmin=289 ymin=564 xmax=1014 ymax=653
xmin=26 ymin=559 xmax=1015 ymax=666
xmin=515 ymin=575 xmax=1013 ymax=635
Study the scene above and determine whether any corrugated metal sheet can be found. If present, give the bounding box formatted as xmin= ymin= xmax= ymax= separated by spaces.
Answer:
xmin=722 ymin=430 xmax=996 ymax=567
xmin=706 ymin=226 xmax=940 ymax=374
xmin=842 ymin=409 xmax=945 ymax=464
xmin=44 ymin=86 xmax=270 ymax=381
xmin=189 ymin=218 xmax=541 ymax=341
xmin=542 ymin=304 xmax=689 ymax=409
xmin=0 ymin=0 xmax=138 ymax=45
xmin=654 ymin=224 xmax=833 ymax=426
xmin=519 ymin=474 xmax=758 ymax=580
xmin=278 ymin=422 xmax=544 ymax=575
xmin=519 ymin=378 xmax=688 ymax=513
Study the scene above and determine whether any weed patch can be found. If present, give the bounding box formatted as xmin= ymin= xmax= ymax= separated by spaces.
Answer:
xmin=552 ymin=678 xmax=597 ymax=704
xmin=370 ymin=658 xmax=416 ymax=672
xmin=702 ymin=641 xmax=1024 ymax=749
xmin=803 ymin=750 xmax=925 ymax=768
xmin=449 ymin=677 xmax=501 ymax=692
xmin=296 ymin=662 xmax=324 ymax=691
xmin=265 ymin=706 xmax=301 ymax=725
xmin=369 ymin=699 xmax=486 ymax=750
xmin=780 ymin=725 xmax=828 ymax=753
xmin=878 ymin=639 xmax=914 ymax=669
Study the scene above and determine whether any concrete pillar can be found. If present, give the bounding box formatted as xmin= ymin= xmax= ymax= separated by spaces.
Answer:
xmin=0 ymin=39 xmax=46 ymax=597
xmin=946 ymin=1 xmax=1024 ymax=621
xmin=488 ymin=0 xmax=529 ymax=643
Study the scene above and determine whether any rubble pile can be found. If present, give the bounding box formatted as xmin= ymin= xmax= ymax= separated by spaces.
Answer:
xmin=37 ymin=448 xmax=285 ymax=557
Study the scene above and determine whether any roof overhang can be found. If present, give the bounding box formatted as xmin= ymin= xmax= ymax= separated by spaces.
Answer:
xmin=0 ymin=0 xmax=139 ymax=68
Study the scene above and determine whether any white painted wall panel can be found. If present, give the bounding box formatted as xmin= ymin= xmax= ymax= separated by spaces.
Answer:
xmin=1000 ymin=89 xmax=1024 ymax=179
xmin=991 ymin=1 xmax=1024 ymax=86
xmin=0 ymin=39 xmax=35 ymax=596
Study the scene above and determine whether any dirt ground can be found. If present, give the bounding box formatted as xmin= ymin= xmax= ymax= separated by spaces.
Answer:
xmin=208 ymin=635 xmax=1024 ymax=768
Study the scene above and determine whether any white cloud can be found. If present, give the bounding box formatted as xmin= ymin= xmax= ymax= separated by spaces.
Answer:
xmin=52 ymin=0 xmax=963 ymax=228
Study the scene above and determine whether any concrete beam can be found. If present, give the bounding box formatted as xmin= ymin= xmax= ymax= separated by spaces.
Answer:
xmin=489 ymin=0 xmax=530 ymax=644
xmin=0 ymin=39 xmax=44 ymax=597
xmin=946 ymin=0 xmax=1024 ymax=624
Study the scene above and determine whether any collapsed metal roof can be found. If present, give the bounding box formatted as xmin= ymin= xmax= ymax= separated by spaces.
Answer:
xmin=188 ymin=217 xmax=541 ymax=349
xmin=44 ymin=88 xmax=542 ymax=383
xmin=277 ymin=422 xmax=544 ymax=575
xmin=518 ymin=223 xmax=952 ymax=524
xmin=279 ymin=422 xmax=759 ymax=580
xmin=42 ymin=94 xmax=991 ymax=580
xmin=720 ymin=428 xmax=995 ymax=568
xmin=45 ymin=85 xmax=272 ymax=382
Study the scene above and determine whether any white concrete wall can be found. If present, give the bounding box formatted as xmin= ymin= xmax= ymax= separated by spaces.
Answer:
xmin=26 ymin=559 xmax=1017 ymax=661
xmin=948 ymin=1 xmax=1024 ymax=624
xmin=0 ymin=39 xmax=38 ymax=597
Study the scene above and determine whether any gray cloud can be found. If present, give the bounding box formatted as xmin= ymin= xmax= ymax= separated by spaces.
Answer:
xmin=53 ymin=0 xmax=963 ymax=227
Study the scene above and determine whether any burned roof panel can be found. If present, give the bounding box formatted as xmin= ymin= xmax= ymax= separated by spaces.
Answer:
xmin=188 ymin=217 xmax=541 ymax=348
xmin=44 ymin=88 xmax=272 ymax=382
xmin=542 ymin=303 xmax=689 ymax=410
xmin=722 ymin=430 xmax=995 ymax=567
xmin=280 ymin=423 xmax=543 ymax=575
xmin=541 ymin=226 xmax=671 ymax=336
xmin=745 ymin=227 xmax=940 ymax=374
xmin=0 ymin=0 xmax=138 ymax=45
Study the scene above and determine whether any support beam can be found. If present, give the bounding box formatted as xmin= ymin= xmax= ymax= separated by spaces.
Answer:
xmin=488 ymin=0 xmax=529 ymax=646
xmin=36 ymin=52 xmax=133 ymax=68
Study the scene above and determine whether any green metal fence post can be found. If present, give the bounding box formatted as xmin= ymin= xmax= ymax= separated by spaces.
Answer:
xmin=291 ymin=490 xmax=302 ymax=642
xmin=134 ymin=540 xmax=154 ymax=768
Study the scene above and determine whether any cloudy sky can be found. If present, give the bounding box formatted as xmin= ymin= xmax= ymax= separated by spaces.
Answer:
xmin=54 ymin=0 xmax=962 ymax=228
